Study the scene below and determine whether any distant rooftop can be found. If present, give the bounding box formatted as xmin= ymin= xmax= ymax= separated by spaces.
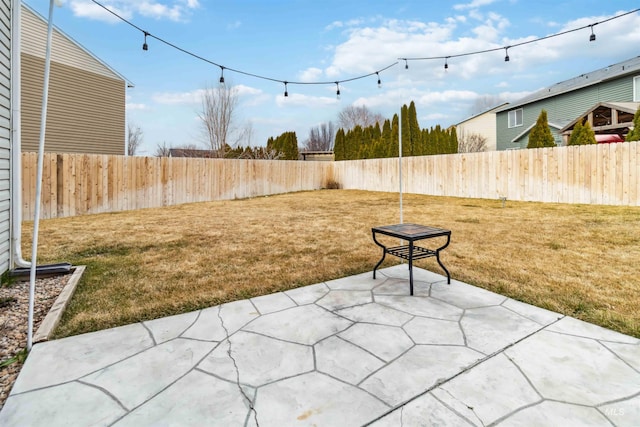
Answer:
xmin=497 ymin=56 xmax=640 ymax=112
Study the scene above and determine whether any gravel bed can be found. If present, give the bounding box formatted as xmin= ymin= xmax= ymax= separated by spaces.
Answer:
xmin=0 ymin=274 xmax=70 ymax=409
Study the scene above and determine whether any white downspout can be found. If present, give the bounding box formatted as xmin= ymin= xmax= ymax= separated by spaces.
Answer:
xmin=11 ymin=0 xmax=30 ymax=268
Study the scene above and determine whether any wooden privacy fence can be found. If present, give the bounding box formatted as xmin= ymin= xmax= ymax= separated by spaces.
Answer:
xmin=21 ymin=141 xmax=640 ymax=220
xmin=21 ymin=154 xmax=333 ymax=220
xmin=333 ymin=141 xmax=639 ymax=206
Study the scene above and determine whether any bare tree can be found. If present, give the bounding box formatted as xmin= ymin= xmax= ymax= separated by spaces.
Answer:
xmin=458 ymin=131 xmax=488 ymax=153
xmin=155 ymin=141 xmax=172 ymax=157
xmin=240 ymin=146 xmax=282 ymax=160
xmin=127 ymin=122 xmax=143 ymax=156
xmin=304 ymin=121 xmax=335 ymax=151
xmin=338 ymin=105 xmax=385 ymax=130
xmin=198 ymin=84 xmax=239 ymax=157
xmin=469 ymin=95 xmax=507 ymax=116
xmin=233 ymin=121 xmax=254 ymax=148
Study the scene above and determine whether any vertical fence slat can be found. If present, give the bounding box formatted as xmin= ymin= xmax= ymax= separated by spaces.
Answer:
xmin=20 ymin=143 xmax=640 ymax=220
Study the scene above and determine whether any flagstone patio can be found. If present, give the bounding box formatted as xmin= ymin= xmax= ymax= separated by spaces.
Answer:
xmin=0 ymin=265 xmax=638 ymax=426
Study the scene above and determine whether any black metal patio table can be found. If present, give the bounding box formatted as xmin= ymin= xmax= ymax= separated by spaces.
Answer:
xmin=372 ymin=223 xmax=451 ymax=295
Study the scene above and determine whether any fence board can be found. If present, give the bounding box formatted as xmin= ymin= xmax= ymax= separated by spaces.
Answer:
xmin=20 ymin=142 xmax=640 ymax=220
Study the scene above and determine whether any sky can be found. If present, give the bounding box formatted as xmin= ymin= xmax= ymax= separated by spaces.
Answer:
xmin=25 ymin=0 xmax=640 ymax=156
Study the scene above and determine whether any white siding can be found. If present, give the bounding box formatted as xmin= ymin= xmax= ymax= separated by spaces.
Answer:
xmin=21 ymin=4 xmax=122 ymax=80
xmin=0 ymin=0 xmax=11 ymax=274
xmin=457 ymin=111 xmax=498 ymax=151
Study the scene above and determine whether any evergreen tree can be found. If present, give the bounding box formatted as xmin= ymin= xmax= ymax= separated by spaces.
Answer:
xmin=390 ymin=114 xmax=400 ymax=158
xmin=380 ymin=119 xmax=392 ymax=158
xmin=448 ymin=127 xmax=459 ymax=154
xmin=581 ymin=121 xmax=597 ymax=145
xmin=408 ymin=101 xmax=421 ymax=156
xmin=626 ymin=107 xmax=640 ymax=141
xmin=527 ymin=110 xmax=556 ymax=149
xmin=568 ymin=120 xmax=584 ymax=146
xmin=568 ymin=119 xmax=597 ymax=146
xmin=401 ymin=105 xmax=411 ymax=157
xmin=334 ymin=128 xmax=346 ymax=160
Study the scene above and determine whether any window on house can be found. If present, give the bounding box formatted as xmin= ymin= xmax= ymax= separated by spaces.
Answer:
xmin=634 ymin=75 xmax=640 ymax=102
xmin=508 ymin=108 xmax=523 ymax=128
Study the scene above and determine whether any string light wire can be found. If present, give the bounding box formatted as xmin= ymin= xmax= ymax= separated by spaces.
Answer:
xmin=88 ymin=1 xmax=638 ymax=91
xmin=89 ymin=0 xmax=397 ymax=91
xmin=399 ymin=7 xmax=639 ymax=64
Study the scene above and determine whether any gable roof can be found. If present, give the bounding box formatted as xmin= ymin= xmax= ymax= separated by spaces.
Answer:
xmin=511 ymin=120 xmax=565 ymax=143
xmin=497 ymin=56 xmax=640 ymax=113
xmin=456 ymin=102 xmax=509 ymax=126
xmin=22 ymin=2 xmax=133 ymax=86
xmin=559 ymin=101 xmax=640 ymax=133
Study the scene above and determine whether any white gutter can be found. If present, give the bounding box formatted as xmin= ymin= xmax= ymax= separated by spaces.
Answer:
xmin=11 ymin=0 xmax=30 ymax=268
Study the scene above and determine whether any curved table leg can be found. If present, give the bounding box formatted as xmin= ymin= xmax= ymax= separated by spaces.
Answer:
xmin=372 ymin=231 xmax=387 ymax=279
xmin=435 ymin=234 xmax=451 ymax=284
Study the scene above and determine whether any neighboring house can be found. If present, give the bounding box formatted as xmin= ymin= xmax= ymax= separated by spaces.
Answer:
xmin=560 ymin=101 xmax=639 ymax=142
xmin=21 ymin=3 xmax=131 ymax=155
xmin=496 ymin=56 xmax=640 ymax=150
xmin=455 ymin=103 xmax=508 ymax=151
xmin=300 ymin=151 xmax=334 ymax=161
xmin=1 ymin=0 xmax=15 ymax=275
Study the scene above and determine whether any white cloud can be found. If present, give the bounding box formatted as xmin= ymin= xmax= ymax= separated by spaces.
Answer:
xmin=152 ymin=85 xmax=265 ymax=106
xmin=298 ymin=67 xmax=323 ymax=82
xmin=152 ymin=89 xmax=205 ymax=104
xmin=453 ymin=0 xmax=498 ymax=11
xmin=126 ymin=102 xmax=148 ymax=110
xmin=138 ymin=1 xmax=182 ymax=21
xmin=422 ymin=113 xmax=448 ymax=121
xmin=325 ymin=21 xmax=344 ymax=31
xmin=69 ymin=1 xmax=130 ymax=23
xmin=69 ymin=0 xmax=199 ymax=23
xmin=227 ymin=20 xmax=242 ymax=30
xmin=275 ymin=93 xmax=338 ymax=108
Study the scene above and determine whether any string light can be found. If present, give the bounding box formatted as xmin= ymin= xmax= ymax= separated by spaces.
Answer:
xmin=87 ymin=0 xmax=637 ymax=95
xmin=283 ymin=81 xmax=288 ymax=97
xmin=89 ymin=0 xmax=397 ymax=97
xmin=504 ymin=47 xmax=510 ymax=62
xmin=376 ymin=72 xmax=381 ymax=88
xmin=399 ymin=7 xmax=638 ymax=66
xmin=335 ymin=82 xmax=341 ymax=100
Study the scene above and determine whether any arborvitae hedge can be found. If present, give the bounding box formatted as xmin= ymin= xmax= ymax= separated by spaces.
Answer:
xmin=333 ymin=103 xmax=458 ymax=160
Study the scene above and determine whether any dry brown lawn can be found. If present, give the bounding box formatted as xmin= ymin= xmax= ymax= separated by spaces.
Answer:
xmin=22 ymin=190 xmax=640 ymax=338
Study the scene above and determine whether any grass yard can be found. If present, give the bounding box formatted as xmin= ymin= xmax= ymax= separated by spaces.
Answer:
xmin=22 ymin=190 xmax=640 ymax=338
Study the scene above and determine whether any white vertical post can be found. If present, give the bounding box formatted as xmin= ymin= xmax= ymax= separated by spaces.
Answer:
xmin=28 ymin=0 xmax=56 ymax=351
xmin=399 ymin=106 xmax=403 ymax=224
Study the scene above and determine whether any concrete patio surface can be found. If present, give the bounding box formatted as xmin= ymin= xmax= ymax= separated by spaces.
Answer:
xmin=1 ymin=265 xmax=639 ymax=426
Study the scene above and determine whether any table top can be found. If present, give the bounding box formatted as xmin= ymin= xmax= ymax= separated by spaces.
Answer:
xmin=372 ymin=223 xmax=451 ymax=240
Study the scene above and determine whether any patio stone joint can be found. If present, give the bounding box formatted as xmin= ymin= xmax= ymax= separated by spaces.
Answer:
xmin=216 ymin=305 xmax=260 ymax=427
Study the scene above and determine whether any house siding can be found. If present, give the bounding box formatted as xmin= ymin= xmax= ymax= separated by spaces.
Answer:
xmin=497 ymin=74 xmax=637 ymax=150
xmin=21 ymin=54 xmax=125 ymax=154
xmin=0 ymin=0 xmax=11 ymax=274
xmin=20 ymin=4 xmax=126 ymax=155
xmin=21 ymin=5 xmax=118 ymax=80
xmin=457 ymin=113 xmax=498 ymax=151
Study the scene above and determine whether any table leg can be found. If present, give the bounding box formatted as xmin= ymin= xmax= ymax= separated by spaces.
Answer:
xmin=372 ymin=231 xmax=387 ymax=279
xmin=408 ymin=240 xmax=414 ymax=295
xmin=435 ymin=234 xmax=451 ymax=284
